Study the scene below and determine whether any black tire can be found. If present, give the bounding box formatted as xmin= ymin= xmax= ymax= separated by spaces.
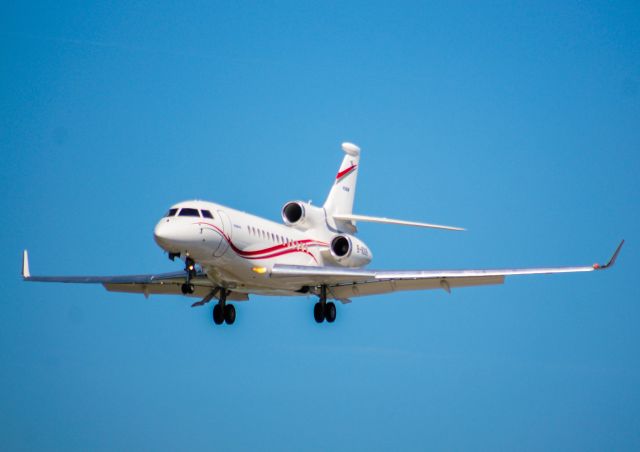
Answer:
xmin=224 ymin=304 xmax=236 ymax=325
xmin=181 ymin=283 xmax=189 ymax=295
xmin=313 ymin=302 xmax=324 ymax=323
xmin=213 ymin=304 xmax=224 ymax=325
xmin=325 ymin=302 xmax=336 ymax=323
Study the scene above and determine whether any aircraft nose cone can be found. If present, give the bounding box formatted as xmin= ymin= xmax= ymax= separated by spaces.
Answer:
xmin=153 ymin=221 xmax=174 ymax=250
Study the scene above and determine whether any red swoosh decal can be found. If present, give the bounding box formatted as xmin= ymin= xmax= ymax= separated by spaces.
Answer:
xmin=195 ymin=221 xmax=326 ymax=263
xmin=336 ymin=164 xmax=357 ymax=180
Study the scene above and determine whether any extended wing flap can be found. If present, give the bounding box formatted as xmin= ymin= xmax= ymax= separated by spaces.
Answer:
xmin=103 ymin=282 xmax=249 ymax=301
xmin=271 ymin=265 xmax=506 ymax=298
xmin=329 ymin=275 xmax=506 ymax=299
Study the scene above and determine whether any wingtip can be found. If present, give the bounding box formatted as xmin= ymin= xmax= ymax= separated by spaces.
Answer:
xmin=22 ymin=249 xmax=30 ymax=279
xmin=594 ymin=239 xmax=624 ymax=270
xmin=607 ymin=239 xmax=625 ymax=268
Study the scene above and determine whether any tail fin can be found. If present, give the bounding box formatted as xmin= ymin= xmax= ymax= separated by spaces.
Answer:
xmin=324 ymin=142 xmax=360 ymax=217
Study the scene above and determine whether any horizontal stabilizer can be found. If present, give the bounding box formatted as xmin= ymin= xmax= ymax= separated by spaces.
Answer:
xmin=333 ymin=213 xmax=465 ymax=231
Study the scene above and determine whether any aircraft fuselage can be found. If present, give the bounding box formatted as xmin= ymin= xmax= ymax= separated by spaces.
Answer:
xmin=153 ymin=199 xmax=370 ymax=297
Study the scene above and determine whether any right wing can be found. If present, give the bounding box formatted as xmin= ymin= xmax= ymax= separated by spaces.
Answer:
xmin=21 ymin=251 xmax=248 ymax=301
xmin=270 ymin=240 xmax=624 ymax=301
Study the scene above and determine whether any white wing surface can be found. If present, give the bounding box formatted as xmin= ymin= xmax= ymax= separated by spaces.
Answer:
xmin=270 ymin=240 xmax=624 ymax=300
xmin=21 ymin=251 xmax=248 ymax=301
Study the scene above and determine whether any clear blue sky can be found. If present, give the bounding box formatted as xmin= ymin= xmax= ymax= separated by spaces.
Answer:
xmin=1 ymin=1 xmax=638 ymax=450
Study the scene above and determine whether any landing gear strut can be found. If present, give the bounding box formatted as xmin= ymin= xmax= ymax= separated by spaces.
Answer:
xmin=314 ymin=285 xmax=336 ymax=324
xmin=212 ymin=289 xmax=235 ymax=325
xmin=181 ymin=256 xmax=196 ymax=295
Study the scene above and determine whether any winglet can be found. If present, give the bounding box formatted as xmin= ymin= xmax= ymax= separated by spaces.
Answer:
xmin=22 ymin=250 xmax=31 ymax=279
xmin=593 ymin=240 xmax=624 ymax=270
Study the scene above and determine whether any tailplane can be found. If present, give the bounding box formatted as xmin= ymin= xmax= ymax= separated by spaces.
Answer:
xmin=324 ymin=142 xmax=465 ymax=234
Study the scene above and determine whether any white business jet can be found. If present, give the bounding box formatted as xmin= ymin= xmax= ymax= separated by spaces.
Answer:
xmin=23 ymin=142 xmax=623 ymax=326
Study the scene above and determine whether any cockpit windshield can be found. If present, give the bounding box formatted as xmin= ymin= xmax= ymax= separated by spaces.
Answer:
xmin=166 ymin=208 xmax=178 ymax=217
xmin=178 ymin=208 xmax=200 ymax=217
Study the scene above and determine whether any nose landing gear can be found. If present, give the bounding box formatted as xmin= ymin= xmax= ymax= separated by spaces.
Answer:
xmin=181 ymin=282 xmax=194 ymax=295
xmin=181 ymin=256 xmax=197 ymax=295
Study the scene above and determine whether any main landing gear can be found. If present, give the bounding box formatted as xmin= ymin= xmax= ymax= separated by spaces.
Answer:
xmin=314 ymin=285 xmax=336 ymax=324
xmin=212 ymin=290 xmax=235 ymax=325
xmin=191 ymin=288 xmax=237 ymax=326
xmin=181 ymin=256 xmax=197 ymax=295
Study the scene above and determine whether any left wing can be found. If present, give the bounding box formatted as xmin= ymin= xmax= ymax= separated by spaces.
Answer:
xmin=270 ymin=240 xmax=624 ymax=301
xmin=21 ymin=251 xmax=248 ymax=301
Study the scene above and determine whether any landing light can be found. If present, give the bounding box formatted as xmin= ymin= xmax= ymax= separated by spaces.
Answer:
xmin=252 ymin=266 xmax=267 ymax=274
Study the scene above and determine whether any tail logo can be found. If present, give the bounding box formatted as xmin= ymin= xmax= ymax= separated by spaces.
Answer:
xmin=336 ymin=162 xmax=358 ymax=182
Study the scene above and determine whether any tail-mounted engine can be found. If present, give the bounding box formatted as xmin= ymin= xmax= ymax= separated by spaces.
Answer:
xmin=281 ymin=201 xmax=325 ymax=231
xmin=328 ymin=234 xmax=372 ymax=268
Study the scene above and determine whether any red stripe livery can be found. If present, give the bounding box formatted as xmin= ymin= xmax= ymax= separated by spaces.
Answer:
xmin=195 ymin=222 xmax=327 ymax=263
xmin=336 ymin=164 xmax=357 ymax=181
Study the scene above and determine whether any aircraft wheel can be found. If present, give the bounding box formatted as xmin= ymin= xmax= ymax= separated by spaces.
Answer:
xmin=213 ymin=304 xmax=224 ymax=325
xmin=224 ymin=304 xmax=236 ymax=325
xmin=325 ymin=302 xmax=336 ymax=323
xmin=181 ymin=283 xmax=194 ymax=295
xmin=313 ymin=302 xmax=324 ymax=323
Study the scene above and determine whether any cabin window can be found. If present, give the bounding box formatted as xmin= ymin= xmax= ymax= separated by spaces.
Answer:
xmin=179 ymin=208 xmax=200 ymax=217
xmin=166 ymin=208 xmax=178 ymax=217
xmin=201 ymin=210 xmax=213 ymax=219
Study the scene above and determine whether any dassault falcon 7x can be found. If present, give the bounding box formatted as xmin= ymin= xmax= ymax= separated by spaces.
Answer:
xmin=23 ymin=142 xmax=623 ymax=326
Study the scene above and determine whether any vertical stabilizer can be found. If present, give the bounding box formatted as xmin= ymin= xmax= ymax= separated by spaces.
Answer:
xmin=324 ymin=143 xmax=361 ymax=217
xmin=22 ymin=250 xmax=30 ymax=279
xmin=324 ymin=143 xmax=360 ymax=216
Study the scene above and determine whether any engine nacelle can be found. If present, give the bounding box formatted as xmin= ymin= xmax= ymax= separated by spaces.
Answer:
xmin=329 ymin=234 xmax=373 ymax=267
xmin=281 ymin=201 xmax=325 ymax=231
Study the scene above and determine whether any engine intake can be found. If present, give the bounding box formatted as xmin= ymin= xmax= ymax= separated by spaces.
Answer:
xmin=282 ymin=202 xmax=304 ymax=224
xmin=281 ymin=201 xmax=325 ymax=231
xmin=331 ymin=235 xmax=351 ymax=257
xmin=329 ymin=234 xmax=372 ymax=267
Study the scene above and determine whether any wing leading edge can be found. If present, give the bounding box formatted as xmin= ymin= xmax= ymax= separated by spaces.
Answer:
xmin=20 ymin=251 xmax=248 ymax=301
xmin=270 ymin=240 xmax=624 ymax=300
